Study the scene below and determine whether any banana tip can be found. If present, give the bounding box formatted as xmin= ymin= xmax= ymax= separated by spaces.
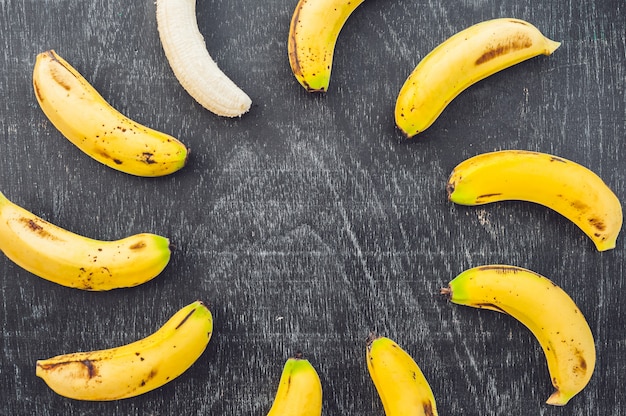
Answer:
xmin=545 ymin=390 xmax=570 ymax=406
xmin=365 ymin=332 xmax=379 ymax=346
xmin=446 ymin=182 xmax=455 ymax=200
xmin=547 ymin=39 xmax=562 ymax=55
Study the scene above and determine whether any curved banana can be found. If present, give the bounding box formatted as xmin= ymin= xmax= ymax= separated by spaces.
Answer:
xmin=366 ymin=334 xmax=438 ymax=416
xmin=395 ymin=18 xmax=561 ymax=137
xmin=288 ymin=0 xmax=364 ymax=92
xmin=441 ymin=265 xmax=595 ymax=406
xmin=0 ymin=191 xmax=171 ymax=290
xmin=33 ymin=50 xmax=188 ymax=177
xmin=36 ymin=300 xmax=213 ymax=400
xmin=447 ymin=150 xmax=623 ymax=251
xmin=156 ymin=0 xmax=252 ymax=117
xmin=266 ymin=352 xmax=322 ymax=416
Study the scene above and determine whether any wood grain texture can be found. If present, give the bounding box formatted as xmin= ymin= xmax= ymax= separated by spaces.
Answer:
xmin=0 ymin=0 xmax=624 ymax=414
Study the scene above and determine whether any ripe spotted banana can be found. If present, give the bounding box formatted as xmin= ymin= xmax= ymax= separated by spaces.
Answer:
xmin=33 ymin=50 xmax=188 ymax=177
xmin=36 ymin=300 xmax=213 ymax=400
xmin=366 ymin=334 xmax=438 ymax=416
xmin=447 ymin=150 xmax=623 ymax=251
xmin=266 ymin=353 xmax=323 ymax=416
xmin=156 ymin=0 xmax=252 ymax=117
xmin=288 ymin=0 xmax=364 ymax=92
xmin=441 ymin=265 xmax=596 ymax=405
xmin=396 ymin=18 xmax=561 ymax=137
xmin=0 ymin=190 xmax=171 ymax=290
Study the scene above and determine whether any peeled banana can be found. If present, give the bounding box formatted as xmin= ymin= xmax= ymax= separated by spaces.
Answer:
xmin=266 ymin=353 xmax=323 ymax=416
xmin=156 ymin=0 xmax=252 ymax=117
xmin=395 ymin=18 xmax=561 ymax=137
xmin=366 ymin=334 xmax=438 ymax=416
xmin=32 ymin=50 xmax=188 ymax=177
xmin=447 ymin=150 xmax=623 ymax=251
xmin=36 ymin=300 xmax=213 ymax=400
xmin=441 ymin=265 xmax=595 ymax=406
xmin=0 ymin=190 xmax=171 ymax=290
xmin=288 ymin=0 xmax=364 ymax=92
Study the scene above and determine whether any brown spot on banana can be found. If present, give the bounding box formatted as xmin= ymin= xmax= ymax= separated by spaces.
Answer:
xmin=33 ymin=82 xmax=44 ymax=103
xmin=19 ymin=218 xmax=61 ymax=240
xmin=588 ymin=217 xmax=606 ymax=231
xmin=475 ymin=34 xmax=534 ymax=65
xmin=474 ymin=302 xmax=510 ymax=314
xmin=140 ymin=369 xmax=158 ymax=386
xmin=141 ymin=152 xmax=156 ymax=164
xmin=82 ymin=359 xmax=98 ymax=378
xmin=47 ymin=54 xmax=75 ymax=91
xmin=549 ymin=156 xmax=568 ymax=163
xmin=572 ymin=348 xmax=588 ymax=376
xmin=175 ymin=308 xmax=197 ymax=330
xmin=475 ymin=193 xmax=503 ymax=203
xmin=287 ymin=3 xmax=310 ymax=90
xmin=423 ymin=401 xmax=436 ymax=416
xmin=570 ymin=200 xmax=590 ymax=211
xmin=36 ymin=358 xmax=99 ymax=379
xmin=130 ymin=241 xmax=147 ymax=250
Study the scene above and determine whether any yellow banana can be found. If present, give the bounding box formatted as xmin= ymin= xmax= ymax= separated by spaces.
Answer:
xmin=288 ymin=0 xmax=365 ymax=92
xmin=0 ymin=190 xmax=171 ymax=290
xmin=36 ymin=300 xmax=213 ymax=401
xmin=266 ymin=353 xmax=323 ymax=416
xmin=441 ymin=265 xmax=595 ymax=406
xmin=395 ymin=18 xmax=561 ymax=137
xmin=447 ymin=150 xmax=623 ymax=251
xmin=156 ymin=0 xmax=252 ymax=117
xmin=32 ymin=50 xmax=187 ymax=177
xmin=366 ymin=334 xmax=438 ymax=416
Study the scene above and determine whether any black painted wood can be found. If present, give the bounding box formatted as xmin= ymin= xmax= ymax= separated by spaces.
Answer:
xmin=1 ymin=0 xmax=624 ymax=414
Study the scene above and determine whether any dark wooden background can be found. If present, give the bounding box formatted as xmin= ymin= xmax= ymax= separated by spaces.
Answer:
xmin=1 ymin=0 xmax=624 ymax=415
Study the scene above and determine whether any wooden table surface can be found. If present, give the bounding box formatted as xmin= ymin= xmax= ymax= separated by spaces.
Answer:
xmin=1 ymin=0 xmax=624 ymax=415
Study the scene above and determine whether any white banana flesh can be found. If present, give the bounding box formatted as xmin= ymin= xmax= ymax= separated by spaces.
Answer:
xmin=0 ymin=191 xmax=171 ymax=290
xmin=156 ymin=0 xmax=252 ymax=117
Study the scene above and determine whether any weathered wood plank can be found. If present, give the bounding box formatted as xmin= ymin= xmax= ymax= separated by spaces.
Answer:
xmin=0 ymin=0 xmax=624 ymax=414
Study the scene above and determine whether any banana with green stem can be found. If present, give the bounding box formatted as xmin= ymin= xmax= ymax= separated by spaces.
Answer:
xmin=441 ymin=265 xmax=595 ymax=405
xmin=37 ymin=301 xmax=213 ymax=400
xmin=0 ymin=190 xmax=171 ymax=290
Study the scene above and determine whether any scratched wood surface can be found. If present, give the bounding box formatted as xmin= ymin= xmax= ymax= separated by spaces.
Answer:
xmin=0 ymin=0 xmax=624 ymax=414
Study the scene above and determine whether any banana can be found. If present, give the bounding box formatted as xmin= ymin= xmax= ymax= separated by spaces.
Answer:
xmin=395 ymin=18 xmax=561 ymax=137
xmin=0 ymin=190 xmax=171 ymax=290
xmin=447 ymin=150 xmax=623 ymax=251
xmin=156 ymin=0 xmax=252 ymax=117
xmin=36 ymin=300 xmax=213 ymax=401
xmin=366 ymin=334 xmax=438 ymax=416
xmin=288 ymin=0 xmax=365 ymax=92
xmin=32 ymin=50 xmax=188 ymax=177
xmin=266 ymin=352 xmax=323 ymax=416
xmin=441 ymin=265 xmax=595 ymax=406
